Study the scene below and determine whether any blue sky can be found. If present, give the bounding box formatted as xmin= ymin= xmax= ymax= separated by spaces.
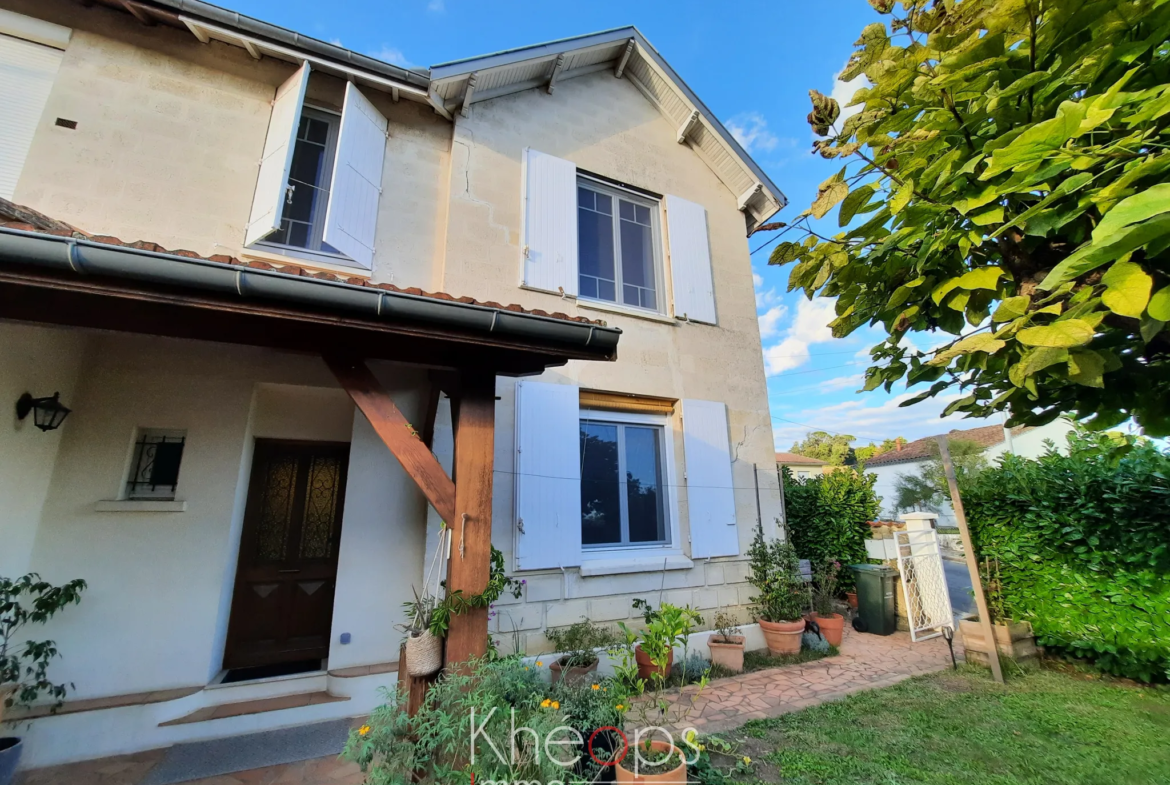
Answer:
xmin=228 ymin=0 xmax=1003 ymax=449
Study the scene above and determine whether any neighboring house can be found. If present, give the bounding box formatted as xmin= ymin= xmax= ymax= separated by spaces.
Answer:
xmin=775 ymin=451 xmax=832 ymax=479
xmin=0 ymin=0 xmax=787 ymax=768
xmin=866 ymin=420 xmax=1075 ymax=524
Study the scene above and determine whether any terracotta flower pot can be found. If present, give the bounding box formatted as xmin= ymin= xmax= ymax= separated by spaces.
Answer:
xmin=845 ymin=592 xmax=858 ymax=611
xmin=759 ymin=619 xmax=804 ymax=655
xmin=814 ymin=613 xmax=844 ymax=647
xmin=549 ymin=656 xmax=598 ymax=685
xmin=634 ymin=645 xmax=673 ymax=682
xmin=616 ymin=740 xmax=687 ymax=784
xmin=707 ymin=635 xmax=745 ymax=673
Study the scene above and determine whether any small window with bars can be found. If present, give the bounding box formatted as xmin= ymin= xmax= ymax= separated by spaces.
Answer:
xmin=126 ymin=429 xmax=187 ymax=500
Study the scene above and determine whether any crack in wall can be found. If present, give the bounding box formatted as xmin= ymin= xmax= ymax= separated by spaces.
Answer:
xmin=452 ymin=134 xmax=512 ymax=246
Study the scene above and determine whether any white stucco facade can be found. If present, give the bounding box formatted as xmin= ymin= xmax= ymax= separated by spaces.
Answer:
xmin=1 ymin=0 xmax=786 ymax=769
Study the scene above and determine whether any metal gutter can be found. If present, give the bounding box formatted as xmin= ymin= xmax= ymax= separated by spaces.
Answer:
xmin=0 ymin=228 xmax=620 ymax=355
xmin=142 ymin=0 xmax=431 ymax=86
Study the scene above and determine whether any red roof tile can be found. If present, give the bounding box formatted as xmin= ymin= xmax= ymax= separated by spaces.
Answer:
xmin=0 ymin=198 xmax=605 ymax=326
xmin=864 ymin=424 xmax=1032 ymax=467
xmin=775 ymin=452 xmax=828 ymax=465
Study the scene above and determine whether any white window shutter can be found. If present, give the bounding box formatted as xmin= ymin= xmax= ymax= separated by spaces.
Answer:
xmin=514 ymin=380 xmax=582 ymax=570
xmin=323 ymin=82 xmax=388 ymax=268
xmin=0 ymin=34 xmax=64 ymax=200
xmin=521 ymin=148 xmax=578 ymax=296
xmin=244 ymin=62 xmax=310 ymax=246
xmin=666 ymin=195 xmax=717 ymax=324
xmin=682 ymin=399 xmax=738 ymax=558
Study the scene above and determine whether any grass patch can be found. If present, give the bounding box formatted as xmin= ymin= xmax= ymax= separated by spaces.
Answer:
xmin=709 ymin=665 xmax=1170 ymax=784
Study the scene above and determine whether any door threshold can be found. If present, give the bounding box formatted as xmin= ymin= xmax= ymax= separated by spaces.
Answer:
xmin=209 ymin=660 xmax=327 ymax=688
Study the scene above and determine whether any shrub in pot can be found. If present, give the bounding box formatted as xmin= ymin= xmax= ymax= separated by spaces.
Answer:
xmin=616 ymin=738 xmax=687 ymax=784
xmin=1 ymin=573 xmax=87 ymax=785
xmin=706 ymin=611 xmax=744 ymax=673
xmin=747 ymin=528 xmax=807 ymax=655
xmin=810 ymin=559 xmax=845 ymax=647
xmin=545 ymin=618 xmax=618 ymax=684
xmin=624 ymin=600 xmax=701 ymax=684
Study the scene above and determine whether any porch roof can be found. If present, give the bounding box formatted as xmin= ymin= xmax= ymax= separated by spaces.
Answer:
xmin=0 ymin=200 xmax=620 ymax=375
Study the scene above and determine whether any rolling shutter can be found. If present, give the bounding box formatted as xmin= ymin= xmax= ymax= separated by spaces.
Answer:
xmin=244 ymin=62 xmax=310 ymax=246
xmin=521 ymin=148 xmax=578 ymax=296
xmin=514 ymin=380 xmax=581 ymax=570
xmin=323 ymin=82 xmax=388 ymax=268
xmin=666 ymin=195 xmax=717 ymax=324
xmin=0 ymin=32 xmax=65 ymax=200
xmin=682 ymin=399 xmax=738 ymax=558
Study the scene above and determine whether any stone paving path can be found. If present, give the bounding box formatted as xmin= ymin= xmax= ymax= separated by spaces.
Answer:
xmin=661 ymin=626 xmax=963 ymax=734
xmin=17 ymin=628 xmax=960 ymax=785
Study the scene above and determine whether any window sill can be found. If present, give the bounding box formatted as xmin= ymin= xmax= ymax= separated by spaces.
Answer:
xmin=577 ymin=299 xmax=678 ymax=325
xmin=241 ymin=247 xmax=371 ymax=278
xmin=94 ymin=500 xmax=187 ymax=513
xmin=579 ymin=554 xmax=693 ymax=577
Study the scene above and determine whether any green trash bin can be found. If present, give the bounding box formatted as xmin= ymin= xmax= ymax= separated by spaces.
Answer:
xmin=849 ymin=564 xmax=898 ymax=636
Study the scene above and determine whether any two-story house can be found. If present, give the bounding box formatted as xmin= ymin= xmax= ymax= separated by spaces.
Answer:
xmin=0 ymin=0 xmax=787 ymax=769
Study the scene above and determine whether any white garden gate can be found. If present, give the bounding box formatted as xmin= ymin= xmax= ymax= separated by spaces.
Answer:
xmin=894 ymin=529 xmax=954 ymax=642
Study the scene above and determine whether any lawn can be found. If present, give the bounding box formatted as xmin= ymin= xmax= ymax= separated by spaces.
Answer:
xmin=706 ymin=665 xmax=1170 ymax=785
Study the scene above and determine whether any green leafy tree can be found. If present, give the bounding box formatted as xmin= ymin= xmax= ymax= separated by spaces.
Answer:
xmin=854 ymin=436 xmax=907 ymax=464
xmin=770 ymin=0 xmax=1170 ymax=435
xmin=784 ymin=468 xmax=881 ymax=590
xmin=891 ymin=437 xmax=987 ymax=512
xmin=790 ymin=431 xmax=856 ymax=465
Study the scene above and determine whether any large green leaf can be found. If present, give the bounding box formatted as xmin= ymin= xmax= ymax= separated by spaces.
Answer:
xmin=1068 ymin=350 xmax=1106 ymax=388
xmin=1040 ymin=215 xmax=1170 ymax=289
xmin=838 ymin=185 xmax=875 ymax=227
xmin=981 ymin=101 xmax=1087 ymax=178
xmin=992 ymin=295 xmax=1031 ymax=322
xmin=1149 ymin=286 xmax=1170 ymax=321
xmin=1009 ymin=347 xmax=1069 ymax=387
xmin=890 ymin=180 xmax=914 ymax=215
xmin=1092 ymin=184 xmax=1170 ymax=243
xmin=1100 ymin=261 xmax=1153 ymax=318
xmin=927 ymin=332 xmax=1006 ymax=366
xmin=1017 ymin=320 xmax=1096 ymax=348
xmin=957 ymin=266 xmax=1004 ymax=291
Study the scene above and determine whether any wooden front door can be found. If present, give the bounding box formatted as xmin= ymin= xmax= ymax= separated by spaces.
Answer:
xmin=224 ymin=439 xmax=350 ymax=670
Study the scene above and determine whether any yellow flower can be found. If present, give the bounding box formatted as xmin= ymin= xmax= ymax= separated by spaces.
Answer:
xmin=684 ymin=729 xmax=696 ymax=743
xmin=524 ymin=666 xmax=530 ymax=670
xmin=541 ymin=698 xmax=551 ymax=708
xmin=697 ymin=744 xmax=706 ymax=752
xmin=551 ymin=701 xmax=560 ymax=709
xmin=615 ymin=703 xmax=625 ymax=711
xmin=742 ymin=756 xmax=751 ymax=765
xmin=591 ymin=684 xmax=600 ymax=691
xmin=358 ymin=725 xmax=371 ymax=736
xmin=536 ymin=660 xmax=543 ymax=667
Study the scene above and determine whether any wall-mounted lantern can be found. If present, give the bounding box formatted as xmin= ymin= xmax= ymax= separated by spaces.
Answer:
xmin=16 ymin=392 xmax=71 ymax=432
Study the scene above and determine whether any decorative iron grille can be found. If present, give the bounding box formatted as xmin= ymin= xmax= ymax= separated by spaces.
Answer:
xmin=127 ymin=432 xmax=186 ymax=499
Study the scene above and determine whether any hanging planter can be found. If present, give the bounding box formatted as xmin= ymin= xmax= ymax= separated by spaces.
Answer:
xmin=404 ymin=630 xmax=443 ymax=677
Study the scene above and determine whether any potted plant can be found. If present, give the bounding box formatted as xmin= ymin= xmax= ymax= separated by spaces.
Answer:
xmin=545 ymin=618 xmax=618 ymax=684
xmin=845 ymin=590 xmax=858 ymax=611
xmin=747 ymin=528 xmax=806 ymax=655
xmin=397 ymin=588 xmax=443 ymax=677
xmin=959 ymin=557 xmax=1038 ymax=668
xmin=625 ymin=600 xmax=701 ymax=683
xmin=616 ymin=738 xmax=687 ymax=784
xmin=706 ymin=611 xmax=744 ymax=673
xmin=810 ymin=560 xmax=845 ymax=647
xmin=1 ymin=573 xmax=87 ymax=785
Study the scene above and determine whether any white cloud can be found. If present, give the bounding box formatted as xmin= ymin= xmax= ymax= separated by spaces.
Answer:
xmin=828 ymin=67 xmax=872 ymax=129
xmin=819 ymin=373 xmax=865 ymax=393
xmin=758 ymin=304 xmax=787 ymax=340
xmin=726 ymin=112 xmax=781 ymax=154
xmin=771 ymin=391 xmax=999 ymax=449
xmin=753 ymin=269 xmax=780 ymax=310
xmin=428 ymin=0 xmax=446 ymax=11
xmin=763 ymin=297 xmax=838 ymax=375
xmin=370 ymin=46 xmax=415 ymax=68
xmin=328 ymin=37 xmax=343 ymax=46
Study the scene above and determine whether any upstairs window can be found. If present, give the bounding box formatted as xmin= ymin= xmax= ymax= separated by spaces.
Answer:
xmin=262 ymin=108 xmax=341 ymax=254
xmin=577 ymin=180 xmax=662 ymax=312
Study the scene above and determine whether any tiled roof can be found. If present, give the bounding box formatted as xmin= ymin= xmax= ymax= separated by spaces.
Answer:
xmin=775 ymin=452 xmax=829 ymax=465
xmin=0 ymin=198 xmax=604 ymax=326
xmin=864 ymin=424 xmax=1031 ymax=467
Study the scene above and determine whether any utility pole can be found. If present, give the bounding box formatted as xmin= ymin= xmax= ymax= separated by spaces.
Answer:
xmin=936 ymin=436 xmax=1004 ymax=684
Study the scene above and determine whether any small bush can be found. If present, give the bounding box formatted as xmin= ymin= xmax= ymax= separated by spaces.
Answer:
xmin=965 ymin=430 xmax=1170 ymax=683
xmin=784 ymin=468 xmax=880 ymax=591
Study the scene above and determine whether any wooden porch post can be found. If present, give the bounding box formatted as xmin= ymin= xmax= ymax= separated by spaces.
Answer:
xmin=443 ymin=370 xmax=497 ymax=667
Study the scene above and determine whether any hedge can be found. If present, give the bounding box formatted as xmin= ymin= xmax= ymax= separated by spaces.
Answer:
xmin=965 ymin=432 xmax=1170 ymax=683
xmin=784 ymin=468 xmax=880 ymax=592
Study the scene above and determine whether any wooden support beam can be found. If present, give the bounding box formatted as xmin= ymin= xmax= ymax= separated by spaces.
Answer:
xmin=242 ymin=39 xmax=262 ymax=60
xmin=937 ymin=436 xmax=1005 ymax=684
xmin=546 ymin=55 xmax=565 ymax=94
xmin=443 ymin=370 xmax=497 ymax=668
xmin=614 ymin=39 xmax=635 ymax=78
xmin=677 ymin=109 xmax=700 ymax=144
xmin=121 ymin=0 xmax=156 ymax=26
xmin=460 ymin=72 xmax=478 ymax=117
xmin=737 ymin=182 xmax=763 ymax=212
xmin=325 ymin=356 xmax=456 ymax=525
xmin=397 ymin=643 xmax=439 ymax=717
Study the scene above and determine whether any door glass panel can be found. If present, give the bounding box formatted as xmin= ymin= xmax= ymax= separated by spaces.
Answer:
xmin=624 ymin=426 xmax=665 ymax=542
xmin=619 ymin=200 xmax=656 ymax=309
xmin=578 ymin=187 xmax=616 ymax=302
xmin=299 ymin=454 xmax=343 ymax=559
xmin=255 ymin=453 xmax=299 ymax=562
xmin=580 ymin=422 xmax=621 ymax=545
